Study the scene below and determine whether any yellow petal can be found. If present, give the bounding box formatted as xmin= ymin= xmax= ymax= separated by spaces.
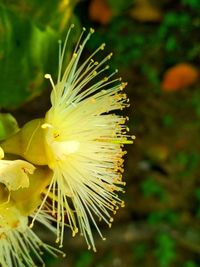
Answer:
xmin=1 ymin=118 xmax=48 ymax=165
xmin=11 ymin=166 xmax=52 ymax=216
xmin=0 ymin=159 xmax=35 ymax=191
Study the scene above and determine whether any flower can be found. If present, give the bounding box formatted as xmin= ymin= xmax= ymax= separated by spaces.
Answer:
xmin=0 ymin=204 xmax=60 ymax=267
xmin=32 ymin=25 xmax=134 ymax=251
xmin=1 ymin=25 xmax=134 ymax=252
xmin=0 ymin=147 xmax=61 ymax=266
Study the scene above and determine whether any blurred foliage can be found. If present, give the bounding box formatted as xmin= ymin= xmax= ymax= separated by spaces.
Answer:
xmin=87 ymin=0 xmax=200 ymax=93
xmin=183 ymin=261 xmax=198 ymax=267
xmin=107 ymin=0 xmax=132 ymax=15
xmin=0 ymin=0 xmax=79 ymax=108
xmin=155 ymin=233 xmax=176 ymax=267
xmin=147 ymin=210 xmax=178 ymax=225
xmin=140 ymin=176 xmax=166 ymax=199
xmin=181 ymin=0 xmax=200 ymax=9
xmin=75 ymin=252 xmax=93 ymax=267
xmin=81 ymin=0 xmax=200 ymax=266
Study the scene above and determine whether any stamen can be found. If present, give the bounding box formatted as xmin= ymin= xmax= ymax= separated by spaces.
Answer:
xmin=57 ymin=24 xmax=75 ymax=83
xmin=40 ymin=26 xmax=133 ymax=253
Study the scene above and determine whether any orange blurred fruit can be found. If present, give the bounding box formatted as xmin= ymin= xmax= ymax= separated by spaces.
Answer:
xmin=161 ymin=63 xmax=199 ymax=92
xmin=89 ymin=0 xmax=112 ymax=25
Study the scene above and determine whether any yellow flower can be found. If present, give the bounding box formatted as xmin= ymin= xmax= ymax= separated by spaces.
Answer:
xmin=1 ymin=25 xmax=134 ymax=252
xmin=0 ymin=204 xmax=60 ymax=267
xmin=0 ymin=147 xmax=61 ymax=266
xmin=33 ymin=25 xmax=134 ymax=250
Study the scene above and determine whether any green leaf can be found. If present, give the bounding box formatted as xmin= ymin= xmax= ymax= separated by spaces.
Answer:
xmin=0 ymin=113 xmax=19 ymax=140
xmin=0 ymin=0 xmax=76 ymax=31
xmin=0 ymin=0 xmax=80 ymax=109
xmin=0 ymin=4 xmax=59 ymax=108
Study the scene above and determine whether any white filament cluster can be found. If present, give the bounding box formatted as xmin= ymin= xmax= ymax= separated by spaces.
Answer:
xmin=33 ymin=25 xmax=134 ymax=251
xmin=0 ymin=208 xmax=59 ymax=267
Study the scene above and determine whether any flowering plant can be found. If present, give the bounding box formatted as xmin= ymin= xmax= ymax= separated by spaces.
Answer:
xmin=0 ymin=25 xmax=134 ymax=266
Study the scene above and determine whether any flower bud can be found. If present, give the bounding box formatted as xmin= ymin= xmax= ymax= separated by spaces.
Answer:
xmin=1 ymin=118 xmax=48 ymax=165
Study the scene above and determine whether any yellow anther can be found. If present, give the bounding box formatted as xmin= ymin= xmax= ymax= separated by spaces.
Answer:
xmin=121 ymin=202 xmax=125 ymax=208
xmin=29 ymin=223 xmax=34 ymax=229
xmin=107 ymin=53 xmax=113 ymax=59
xmin=41 ymin=123 xmax=53 ymax=129
xmin=93 ymin=71 xmax=97 ymax=76
xmin=100 ymin=43 xmax=106 ymax=50
xmin=44 ymin=74 xmax=51 ymax=79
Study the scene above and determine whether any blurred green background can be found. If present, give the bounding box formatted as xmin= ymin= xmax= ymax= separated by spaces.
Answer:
xmin=1 ymin=0 xmax=200 ymax=266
